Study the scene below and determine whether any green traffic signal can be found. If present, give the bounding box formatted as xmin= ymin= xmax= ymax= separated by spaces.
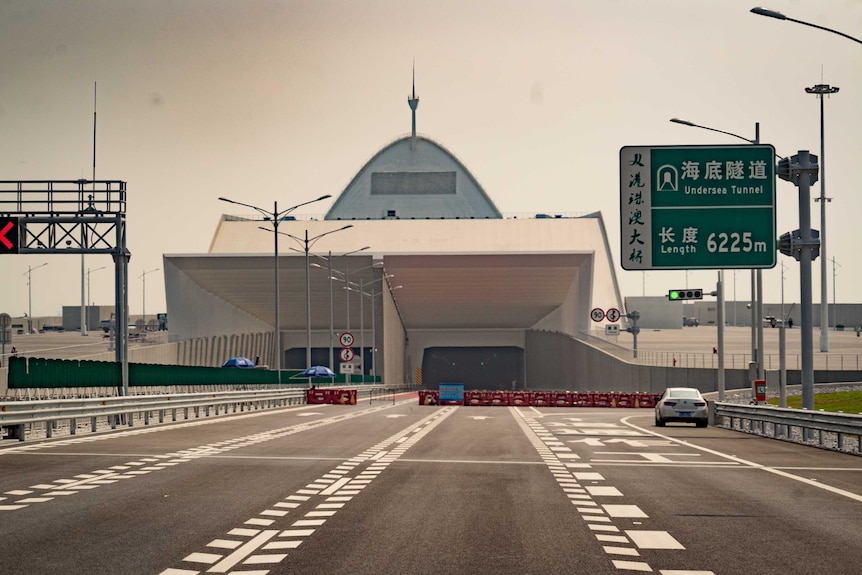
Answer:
xmin=668 ymin=289 xmax=703 ymax=300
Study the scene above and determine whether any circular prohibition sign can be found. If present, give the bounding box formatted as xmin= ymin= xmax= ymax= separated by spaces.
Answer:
xmin=590 ymin=307 xmax=605 ymax=322
xmin=606 ymin=308 xmax=621 ymax=322
xmin=339 ymin=347 xmax=355 ymax=362
xmin=339 ymin=332 xmax=355 ymax=347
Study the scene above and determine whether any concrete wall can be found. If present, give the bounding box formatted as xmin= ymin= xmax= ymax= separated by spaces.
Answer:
xmin=523 ymin=330 xmax=862 ymax=394
xmin=78 ymin=332 xmax=272 ymax=367
xmin=164 ymin=257 xmax=273 ymax=358
xmin=381 ymin=286 xmax=407 ymax=385
xmin=533 ymin=267 xmax=586 ymax=334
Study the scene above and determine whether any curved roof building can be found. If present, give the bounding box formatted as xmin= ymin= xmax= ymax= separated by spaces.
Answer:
xmin=326 ymin=135 xmax=502 ymax=221
xmin=164 ymin=84 xmax=623 ymax=390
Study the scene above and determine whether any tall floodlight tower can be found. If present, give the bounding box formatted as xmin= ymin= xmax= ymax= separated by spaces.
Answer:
xmin=408 ymin=65 xmax=419 ymax=150
xmin=805 ymin=83 xmax=839 ymax=352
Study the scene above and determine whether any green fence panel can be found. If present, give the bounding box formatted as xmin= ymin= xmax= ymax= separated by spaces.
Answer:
xmin=7 ymin=356 xmax=119 ymax=389
xmin=8 ymin=357 xmax=314 ymax=389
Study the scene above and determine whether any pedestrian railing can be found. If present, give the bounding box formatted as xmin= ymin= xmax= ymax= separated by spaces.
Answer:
xmin=712 ymin=401 xmax=862 ymax=455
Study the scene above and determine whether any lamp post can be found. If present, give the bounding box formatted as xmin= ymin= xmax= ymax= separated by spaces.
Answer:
xmin=348 ymin=273 xmax=394 ymax=380
xmin=361 ymin=283 xmax=402 ymax=380
xmin=277 ymin=226 xmax=354 ymax=369
xmin=805 ymin=83 xmax=839 ymax=351
xmin=733 ymin=270 xmax=737 ymax=326
xmin=326 ymin=261 xmax=383 ymax=381
xmin=219 ymin=194 xmax=331 ymax=375
xmin=138 ymin=267 xmax=159 ymax=330
xmin=753 ymin=5 xmax=861 ymax=347
xmin=669 ymin=117 xmax=765 ymax=378
xmin=86 ymin=265 xmax=107 ymax=332
xmin=751 ymin=7 xmax=862 ymax=46
xmin=779 ymin=260 xmax=787 ymax=323
xmin=24 ymin=263 xmax=48 ymax=334
xmin=831 ymin=257 xmax=840 ymax=329
xmin=310 ymin=247 xmax=370 ymax=369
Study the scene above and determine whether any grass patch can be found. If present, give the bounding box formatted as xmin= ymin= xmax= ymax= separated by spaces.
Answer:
xmin=767 ymin=391 xmax=862 ymax=414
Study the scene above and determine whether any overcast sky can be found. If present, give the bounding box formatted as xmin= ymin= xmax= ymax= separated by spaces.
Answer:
xmin=2 ymin=0 xmax=861 ymax=322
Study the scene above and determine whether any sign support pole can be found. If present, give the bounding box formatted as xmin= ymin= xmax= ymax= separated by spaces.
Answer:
xmin=716 ymin=271 xmax=725 ymax=400
xmin=778 ymin=150 xmax=819 ymax=412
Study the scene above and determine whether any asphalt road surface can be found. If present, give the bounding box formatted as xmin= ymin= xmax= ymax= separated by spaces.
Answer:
xmin=1 ymin=396 xmax=861 ymax=574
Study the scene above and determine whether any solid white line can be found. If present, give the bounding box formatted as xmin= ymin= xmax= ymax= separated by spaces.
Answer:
xmin=622 ymin=416 xmax=862 ymax=503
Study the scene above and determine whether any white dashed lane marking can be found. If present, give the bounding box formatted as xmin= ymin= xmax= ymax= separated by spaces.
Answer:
xmin=158 ymin=407 xmax=457 ymax=575
xmin=1 ymin=401 xmax=413 ymax=513
xmin=511 ymin=408 xmax=714 ymax=575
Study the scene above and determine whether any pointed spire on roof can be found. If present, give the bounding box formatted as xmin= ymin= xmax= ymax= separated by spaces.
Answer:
xmin=408 ymin=61 xmax=419 ymax=150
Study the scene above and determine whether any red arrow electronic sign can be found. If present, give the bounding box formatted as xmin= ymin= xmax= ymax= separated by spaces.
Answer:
xmin=0 ymin=217 xmax=19 ymax=254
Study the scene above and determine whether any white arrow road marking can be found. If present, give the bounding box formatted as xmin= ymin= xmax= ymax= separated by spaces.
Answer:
xmin=559 ymin=429 xmax=645 ymax=436
xmin=603 ymin=438 xmax=678 ymax=448
xmin=571 ymin=438 xmax=606 ymax=446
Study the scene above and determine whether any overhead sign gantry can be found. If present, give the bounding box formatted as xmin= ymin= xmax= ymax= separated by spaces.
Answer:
xmin=0 ymin=179 xmax=131 ymax=395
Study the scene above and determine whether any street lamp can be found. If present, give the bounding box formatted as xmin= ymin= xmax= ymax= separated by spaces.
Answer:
xmin=330 ymin=261 xmax=384 ymax=331
xmin=310 ymin=246 xmax=370 ymax=369
xmin=139 ymin=268 xmax=160 ymax=330
xmin=831 ymin=257 xmax=840 ymax=329
xmin=23 ymin=263 xmax=48 ymax=334
xmin=751 ymin=8 xmax=862 ymax=46
xmin=360 ymin=283 xmax=402 ymax=380
xmin=348 ymin=274 xmax=394 ymax=380
xmin=219 ymin=194 xmax=331 ymax=375
xmin=276 ymin=226 xmax=354 ymax=369
xmin=86 ymin=265 xmax=107 ymax=331
xmin=670 ymin=117 xmax=765 ymax=378
xmin=326 ymin=261 xmax=383 ymax=382
xmin=805 ymin=83 xmax=839 ymax=352
xmin=751 ymin=8 xmax=862 ymax=349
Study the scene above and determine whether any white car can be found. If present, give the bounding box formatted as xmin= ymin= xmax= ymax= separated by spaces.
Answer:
xmin=655 ymin=387 xmax=708 ymax=427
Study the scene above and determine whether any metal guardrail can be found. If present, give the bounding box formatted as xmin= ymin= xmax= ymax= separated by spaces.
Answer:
xmin=0 ymin=389 xmax=307 ymax=443
xmin=713 ymin=401 xmax=862 ymax=455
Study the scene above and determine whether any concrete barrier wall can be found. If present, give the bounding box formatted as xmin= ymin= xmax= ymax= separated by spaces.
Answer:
xmin=526 ymin=330 xmax=800 ymax=394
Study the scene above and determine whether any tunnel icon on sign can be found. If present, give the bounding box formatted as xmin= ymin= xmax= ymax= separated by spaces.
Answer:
xmin=656 ymin=165 xmax=678 ymax=191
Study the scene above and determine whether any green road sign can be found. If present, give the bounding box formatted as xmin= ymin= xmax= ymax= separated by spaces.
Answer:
xmin=620 ymin=145 xmax=776 ymax=270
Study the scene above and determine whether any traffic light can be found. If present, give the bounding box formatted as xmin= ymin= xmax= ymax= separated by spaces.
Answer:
xmin=668 ymin=289 xmax=703 ymax=301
